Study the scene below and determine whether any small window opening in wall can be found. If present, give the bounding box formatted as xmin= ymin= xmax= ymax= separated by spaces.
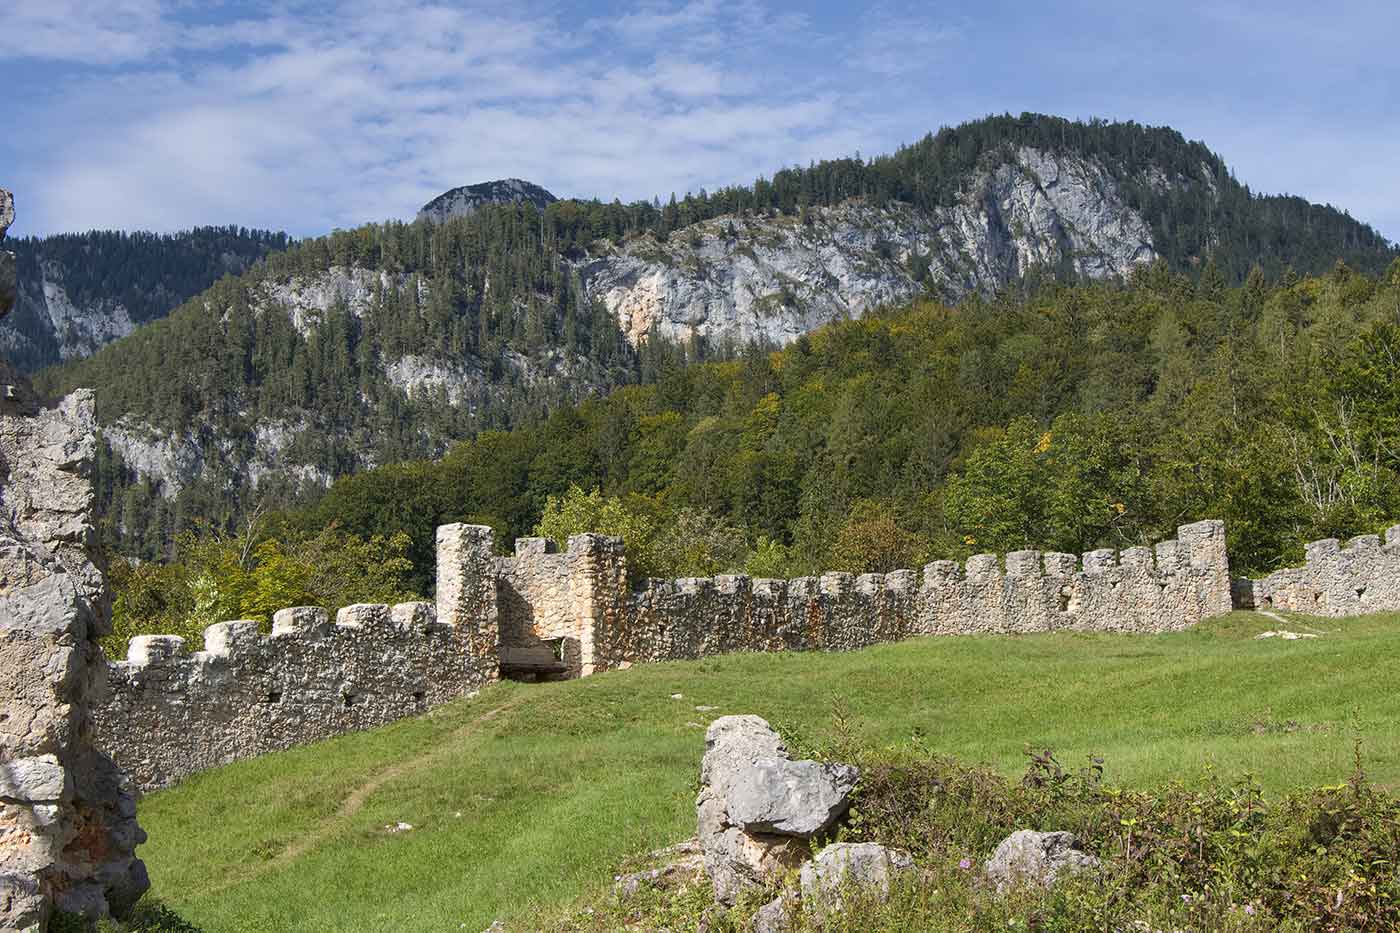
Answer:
xmin=413 ymin=690 xmax=426 ymax=703
xmin=1356 ymin=586 xmax=1367 ymax=600
xmin=548 ymin=637 xmax=566 ymax=663
xmin=343 ymin=692 xmax=357 ymax=708
xmin=266 ymin=690 xmax=282 ymax=704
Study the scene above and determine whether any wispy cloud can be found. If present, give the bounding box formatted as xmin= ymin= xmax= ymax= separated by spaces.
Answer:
xmin=0 ymin=0 xmax=1393 ymax=241
xmin=2 ymin=0 xmax=878 ymax=234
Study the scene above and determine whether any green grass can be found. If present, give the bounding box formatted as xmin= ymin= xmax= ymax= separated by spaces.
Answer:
xmin=131 ymin=611 xmax=1400 ymax=931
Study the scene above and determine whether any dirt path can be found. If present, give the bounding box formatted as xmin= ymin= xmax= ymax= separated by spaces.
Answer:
xmin=198 ymin=691 xmax=524 ymax=898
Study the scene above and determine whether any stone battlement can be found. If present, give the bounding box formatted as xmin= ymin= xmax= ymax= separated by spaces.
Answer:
xmin=97 ymin=601 xmax=496 ymax=790
xmin=587 ymin=521 xmax=1231 ymax=669
xmin=1235 ymin=525 xmax=1400 ymax=617
xmin=97 ymin=520 xmax=1232 ymax=790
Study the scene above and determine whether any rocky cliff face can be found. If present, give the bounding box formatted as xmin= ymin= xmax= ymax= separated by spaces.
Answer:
xmin=417 ymin=178 xmax=558 ymax=224
xmin=0 ymin=228 xmax=286 ymax=373
xmin=578 ymin=147 xmax=1157 ymax=346
xmin=3 ymin=264 xmax=137 ymax=365
xmin=79 ymin=148 xmax=1169 ymax=500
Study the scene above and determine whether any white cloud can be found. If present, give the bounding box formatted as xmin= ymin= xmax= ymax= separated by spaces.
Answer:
xmin=3 ymin=1 xmax=875 ymax=234
xmin=0 ymin=0 xmax=170 ymax=64
xmin=3 ymin=1 xmax=1390 ymax=243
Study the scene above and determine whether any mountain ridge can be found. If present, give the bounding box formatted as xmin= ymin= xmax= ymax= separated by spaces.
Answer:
xmin=417 ymin=178 xmax=558 ymax=224
xmin=29 ymin=113 xmax=1399 ymax=555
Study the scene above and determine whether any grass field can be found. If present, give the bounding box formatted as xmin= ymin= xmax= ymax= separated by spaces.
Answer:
xmin=130 ymin=610 xmax=1400 ymax=931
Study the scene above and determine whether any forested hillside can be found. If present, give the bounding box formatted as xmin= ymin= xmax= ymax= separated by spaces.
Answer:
xmin=108 ymin=256 xmax=1400 ymax=636
xmin=35 ymin=114 xmax=1397 ymax=570
xmin=3 ymin=226 xmax=288 ymax=371
xmin=293 ymin=258 xmax=1400 ymax=589
xmin=39 ymin=207 xmax=644 ymax=557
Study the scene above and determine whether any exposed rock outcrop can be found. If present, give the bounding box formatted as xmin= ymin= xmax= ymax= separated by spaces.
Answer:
xmin=696 ymin=715 xmax=858 ymax=905
xmin=0 ymin=190 xmax=147 ymax=930
xmin=417 ymin=179 xmax=558 ymax=224
xmin=984 ymin=829 xmax=1100 ymax=893
xmin=0 ymin=227 xmax=281 ymax=373
xmin=577 ymin=147 xmax=1157 ymax=347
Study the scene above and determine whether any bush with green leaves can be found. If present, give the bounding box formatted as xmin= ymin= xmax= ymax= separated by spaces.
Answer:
xmin=555 ymin=735 xmax=1400 ymax=931
xmin=104 ymin=523 xmax=418 ymax=657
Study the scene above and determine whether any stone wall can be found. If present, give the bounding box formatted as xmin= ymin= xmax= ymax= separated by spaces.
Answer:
xmin=584 ymin=520 xmax=1231 ymax=668
xmin=95 ymin=526 xmax=501 ymax=792
xmin=1 ymin=189 xmax=147 ymax=930
xmin=1236 ymin=526 xmax=1400 ymax=617
xmin=94 ymin=520 xmax=1231 ymax=795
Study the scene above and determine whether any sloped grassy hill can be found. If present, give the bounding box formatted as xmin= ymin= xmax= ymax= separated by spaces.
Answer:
xmin=127 ymin=611 xmax=1400 ymax=931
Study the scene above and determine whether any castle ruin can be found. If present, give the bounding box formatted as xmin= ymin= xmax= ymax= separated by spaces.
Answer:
xmin=0 ymin=190 xmax=148 ymax=931
xmin=96 ymin=519 xmax=1233 ymax=790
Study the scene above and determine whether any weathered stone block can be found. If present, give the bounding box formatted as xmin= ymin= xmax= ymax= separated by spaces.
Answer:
xmin=1005 ymin=550 xmax=1041 ymax=577
xmin=271 ymin=605 xmax=330 ymax=636
xmin=0 ymin=755 xmax=69 ymax=802
xmin=203 ymin=620 xmax=261 ymax=657
xmin=126 ymin=635 xmax=187 ymax=666
xmin=1081 ymin=549 xmax=1116 ymax=573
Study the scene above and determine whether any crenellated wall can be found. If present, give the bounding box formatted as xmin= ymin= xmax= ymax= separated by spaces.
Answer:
xmin=587 ymin=520 xmax=1231 ymax=667
xmin=1236 ymin=526 xmax=1400 ymax=617
xmin=97 ymin=520 xmax=1233 ymax=791
xmin=94 ymin=604 xmax=493 ymax=791
xmin=96 ymin=526 xmax=501 ymax=791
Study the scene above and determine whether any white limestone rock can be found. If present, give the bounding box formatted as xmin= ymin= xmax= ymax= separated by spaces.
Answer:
xmin=725 ymin=757 xmax=859 ymax=837
xmin=696 ymin=715 xmax=859 ymax=905
xmin=799 ymin=842 xmax=914 ymax=909
xmin=0 ymin=755 xmax=69 ymax=803
xmin=576 ymin=147 xmax=1158 ymax=348
xmin=984 ymin=829 xmax=1101 ymax=893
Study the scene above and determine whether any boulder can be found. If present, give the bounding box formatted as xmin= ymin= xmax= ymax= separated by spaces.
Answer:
xmin=696 ymin=715 xmax=859 ymax=905
xmin=799 ymin=842 xmax=914 ymax=909
xmin=984 ymin=829 xmax=1100 ymax=893
xmin=726 ymin=758 xmax=859 ymax=837
xmin=751 ymin=890 xmax=798 ymax=933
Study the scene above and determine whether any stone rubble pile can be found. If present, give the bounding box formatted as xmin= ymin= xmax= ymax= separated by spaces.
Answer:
xmin=696 ymin=715 xmax=858 ymax=904
xmin=685 ymin=714 xmax=1102 ymax=930
xmin=693 ymin=715 xmax=914 ymax=930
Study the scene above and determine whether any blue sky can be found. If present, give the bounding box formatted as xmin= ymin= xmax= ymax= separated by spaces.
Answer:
xmin=1 ymin=1 xmax=1396 ymax=241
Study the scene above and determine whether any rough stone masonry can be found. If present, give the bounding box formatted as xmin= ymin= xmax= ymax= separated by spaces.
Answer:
xmin=0 ymin=188 xmax=148 ymax=931
xmin=99 ymin=520 xmax=1235 ymax=791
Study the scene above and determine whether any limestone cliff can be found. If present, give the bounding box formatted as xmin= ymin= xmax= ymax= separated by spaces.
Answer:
xmin=577 ymin=147 xmax=1157 ymax=346
xmin=0 ymin=227 xmax=285 ymax=373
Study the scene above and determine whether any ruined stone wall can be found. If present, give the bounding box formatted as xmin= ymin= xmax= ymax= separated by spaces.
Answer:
xmin=92 ymin=521 xmax=1230 ymax=799
xmin=1 ymin=189 xmax=148 ymax=930
xmin=494 ymin=534 xmax=629 ymax=678
xmin=94 ymin=525 xmax=501 ymax=792
xmin=541 ymin=520 xmax=1232 ymax=669
xmin=1236 ymin=526 xmax=1400 ymax=617
xmin=94 ymin=603 xmax=492 ymax=791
